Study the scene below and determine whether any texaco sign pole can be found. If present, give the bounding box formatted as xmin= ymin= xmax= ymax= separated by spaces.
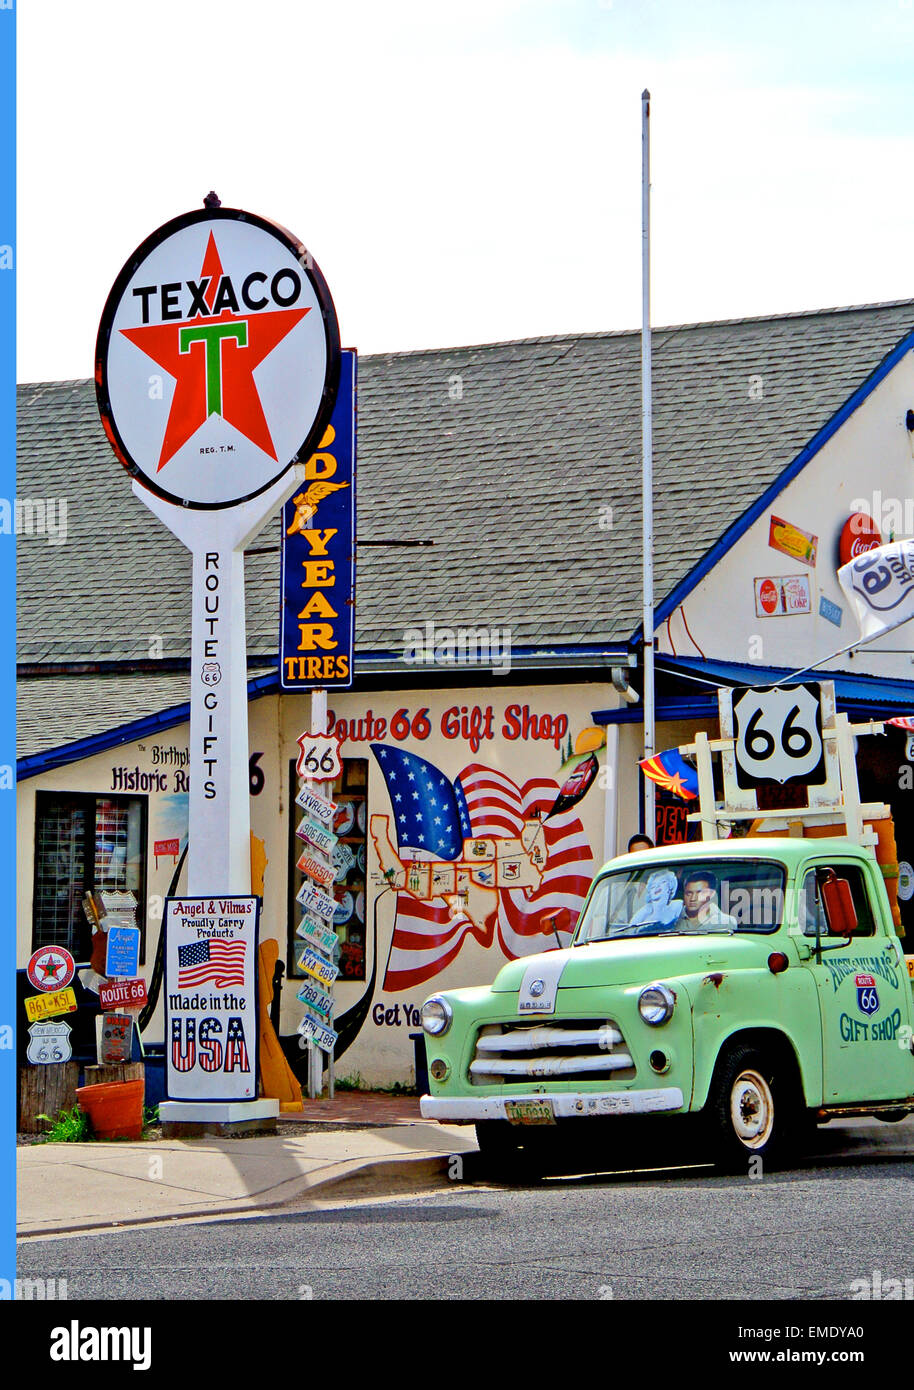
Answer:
xmin=137 ymin=475 xmax=307 ymax=894
xmin=96 ymin=199 xmax=340 ymax=1127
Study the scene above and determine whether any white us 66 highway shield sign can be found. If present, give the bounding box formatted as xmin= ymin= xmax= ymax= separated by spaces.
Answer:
xmin=96 ymin=206 xmax=340 ymax=509
xmin=732 ymin=682 xmax=826 ymax=788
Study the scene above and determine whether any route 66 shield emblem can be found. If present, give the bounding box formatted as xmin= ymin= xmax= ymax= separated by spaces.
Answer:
xmin=27 ymin=1020 xmax=73 ymax=1064
xmin=732 ymin=683 xmax=825 ymax=787
xmin=856 ymin=974 xmax=880 ymax=1016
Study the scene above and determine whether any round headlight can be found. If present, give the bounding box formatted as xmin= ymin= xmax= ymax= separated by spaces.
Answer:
xmin=421 ymin=996 xmax=453 ymax=1036
xmin=639 ymin=983 xmax=676 ymax=1026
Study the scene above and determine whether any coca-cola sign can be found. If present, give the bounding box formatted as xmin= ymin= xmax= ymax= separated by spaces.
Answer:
xmin=839 ymin=513 xmax=883 ymax=567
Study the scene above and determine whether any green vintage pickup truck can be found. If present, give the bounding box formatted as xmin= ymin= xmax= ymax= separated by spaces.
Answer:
xmin=419 ymin=838 xmax=914 ymax=1168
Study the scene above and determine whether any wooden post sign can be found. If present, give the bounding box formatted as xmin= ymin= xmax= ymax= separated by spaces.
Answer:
xmin=96 ymin=201 xmax=341 ymax=1125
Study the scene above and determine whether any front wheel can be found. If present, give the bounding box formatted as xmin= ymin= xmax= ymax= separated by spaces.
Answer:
xmin=706 ymin=1044 xmax=798 ymax=1172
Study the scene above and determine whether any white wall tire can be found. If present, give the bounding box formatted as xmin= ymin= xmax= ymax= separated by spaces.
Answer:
xmin=707 ymin=1044 xmax=796 ymax=1172
xmin=729 ymin=1068 xmax=775 ymax=1149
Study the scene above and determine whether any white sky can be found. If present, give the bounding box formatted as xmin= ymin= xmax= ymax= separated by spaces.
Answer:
xmin=17 ymin=0 xmax=914 ymax=382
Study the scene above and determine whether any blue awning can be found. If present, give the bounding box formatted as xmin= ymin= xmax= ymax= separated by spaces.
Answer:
xmin=592 ymin=655 xmax=914 ymax=725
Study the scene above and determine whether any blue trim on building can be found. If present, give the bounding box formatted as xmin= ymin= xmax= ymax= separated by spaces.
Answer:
xmin=592 ymin=698 xmax=718 ymax=725
xmin=658 ymin=654 xmax=914 ymax=706
xmin=18 ymin=641 xmax=630 ymax=781
xmin=17 ymin=671 xmax=281 ymax=780
xmin=633 ymin=326 xmax=914 ymax=633
xmin=592 ymin=655 xmax=914 ymax=726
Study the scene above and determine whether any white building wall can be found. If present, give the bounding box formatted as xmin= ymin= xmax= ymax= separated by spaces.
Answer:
xmin=661 ymin=347 xmax=914 ymax=679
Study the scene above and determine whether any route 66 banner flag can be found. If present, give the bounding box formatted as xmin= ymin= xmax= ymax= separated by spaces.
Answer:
xmin=838 ymin=538 xmax=914 ymax=641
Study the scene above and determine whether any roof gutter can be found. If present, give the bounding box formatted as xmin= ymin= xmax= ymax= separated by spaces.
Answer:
xmin=18 ymin=650 xmax=630 ymax=780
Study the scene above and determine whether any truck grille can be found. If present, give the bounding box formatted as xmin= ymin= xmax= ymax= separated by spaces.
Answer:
xmin=469 ymin=1018 xmax=636 ymax=1086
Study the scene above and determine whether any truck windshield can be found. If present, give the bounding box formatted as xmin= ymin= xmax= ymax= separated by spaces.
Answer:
xmin=574 ymin=859 xmax=787 ymax=942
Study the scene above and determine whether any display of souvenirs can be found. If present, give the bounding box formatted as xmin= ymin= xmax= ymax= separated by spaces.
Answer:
xmin=291 ymin=760 xmax=368 ymax=982
xmin=333 ymin=889 xmax=354 ymax=926
xmin=333 ymin=841 xmax=356 ymax=881
xmin=339 ymin=934 xmax=365 ymax=980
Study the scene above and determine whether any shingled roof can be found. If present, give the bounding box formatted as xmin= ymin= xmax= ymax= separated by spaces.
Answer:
xmin=17 ymin=298 xmax=914 ymax=671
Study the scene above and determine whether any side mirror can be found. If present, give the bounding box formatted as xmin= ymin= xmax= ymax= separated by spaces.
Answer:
xmin=821 ymin=872 xmax=858 ymax=937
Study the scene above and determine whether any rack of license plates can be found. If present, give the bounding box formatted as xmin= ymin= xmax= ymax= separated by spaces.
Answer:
xmin=293 ymin=781 xmax=341 ymax=1093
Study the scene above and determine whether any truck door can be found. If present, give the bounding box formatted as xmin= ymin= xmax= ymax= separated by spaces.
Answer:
xmin=800 ymin=861 xmax=913 ymax=1104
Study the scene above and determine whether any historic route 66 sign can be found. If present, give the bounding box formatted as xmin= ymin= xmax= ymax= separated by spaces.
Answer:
xmin=856 ymin=975 xmax=880 ymax=1015
xmin=296 ymin=730 xmax=342 ymax=782
xmin=732 ymin=683 xmax=826 ymax=788
xmin=27 ymin=1020 xmax=73 ymax=1065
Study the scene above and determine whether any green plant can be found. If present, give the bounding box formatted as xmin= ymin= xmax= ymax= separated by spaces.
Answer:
xmin=142 ymin=1104 xmax=160 ymax=1132
xmin=373 ymin=1079 xmax=418 ymax=1096
xmin=35 ymin=1103 xmax=90 ymax=1143
xmin=333 ymin=1072 xmax=366 ymax=1091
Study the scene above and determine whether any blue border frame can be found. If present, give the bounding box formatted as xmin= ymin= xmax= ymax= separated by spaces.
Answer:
xmin=1 ymin=0 xmax=13 ymax=1299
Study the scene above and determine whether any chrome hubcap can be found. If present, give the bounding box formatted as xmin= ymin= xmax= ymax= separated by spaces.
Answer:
xmin=730 ymin=1069 xmax=774 ymax=1147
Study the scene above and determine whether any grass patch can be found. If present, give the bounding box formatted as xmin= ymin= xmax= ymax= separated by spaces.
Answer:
xmin=35 ymin=1103 xmax=90 ymax=1143
xmin=329 ymin=1074 xmax=417 ymax=1096
xmin=333 ymin=1072 xmax=366 ymax=1092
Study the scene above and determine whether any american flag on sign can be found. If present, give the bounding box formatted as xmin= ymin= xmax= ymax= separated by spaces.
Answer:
xmin=177 ymin=939 xmax=247 ymax=989
xmin=370 ymin=745 xmax=594 ymax=992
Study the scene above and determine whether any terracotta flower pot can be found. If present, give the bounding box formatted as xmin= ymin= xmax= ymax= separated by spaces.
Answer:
xmin=75 ymin=1079 xmax=145 ymax=1140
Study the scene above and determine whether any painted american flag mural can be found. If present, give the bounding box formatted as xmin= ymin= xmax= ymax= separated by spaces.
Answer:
xmin=370 ymin=744 xmax=595 ymax=992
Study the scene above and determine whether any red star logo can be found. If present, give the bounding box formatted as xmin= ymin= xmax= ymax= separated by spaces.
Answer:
xmin=121 ymin=233 xmax=310 ymax=471
xmin=38 ymin=952 xmax=65 ymax=982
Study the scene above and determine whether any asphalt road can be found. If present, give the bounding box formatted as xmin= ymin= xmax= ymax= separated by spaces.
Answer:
xmin=17 ymin=1125 xmax=914 ymax=1301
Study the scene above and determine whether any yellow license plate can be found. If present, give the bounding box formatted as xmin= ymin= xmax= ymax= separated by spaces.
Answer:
xmin=504 ymin=1099 xmax=555 ymax=1125
xmin=25 ymin=987 xmax=77 ymax=1022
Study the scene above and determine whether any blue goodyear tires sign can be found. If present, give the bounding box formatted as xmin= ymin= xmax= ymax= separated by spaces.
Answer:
xmin=280 ymin=350 xmax=356 ymax=688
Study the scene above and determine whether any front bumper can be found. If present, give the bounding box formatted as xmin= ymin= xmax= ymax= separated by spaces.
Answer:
xmin=420 ymin=1086 xmax=684 ymax=1122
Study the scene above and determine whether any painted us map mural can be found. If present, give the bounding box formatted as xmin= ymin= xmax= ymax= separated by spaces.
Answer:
xmin=369 ymin=743 xmax=599 ymax=990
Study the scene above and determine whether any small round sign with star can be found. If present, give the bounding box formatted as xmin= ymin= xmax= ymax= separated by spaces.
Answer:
xmin=27 ymin=945 xmax=76 ymax=993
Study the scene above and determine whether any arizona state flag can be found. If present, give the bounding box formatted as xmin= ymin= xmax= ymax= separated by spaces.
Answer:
xmin=639 ymin=749 xmax=699 ymax=801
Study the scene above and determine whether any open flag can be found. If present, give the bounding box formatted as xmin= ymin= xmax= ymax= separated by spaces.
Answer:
xmin=639 ymin=749 xmax=699 ymax=800
xmin=888 ymin=717 xmax=914 ymax=731
xmin=838 ymin=538 xmax=914 ymax=642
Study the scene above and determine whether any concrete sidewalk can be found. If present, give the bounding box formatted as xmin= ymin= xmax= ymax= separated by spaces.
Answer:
xmin=18 ymin=1121 xmax=476 ymax=1237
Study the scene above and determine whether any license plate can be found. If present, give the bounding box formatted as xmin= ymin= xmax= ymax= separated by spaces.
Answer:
xmin=504 ymin=1099 xmax=555 ymax=1125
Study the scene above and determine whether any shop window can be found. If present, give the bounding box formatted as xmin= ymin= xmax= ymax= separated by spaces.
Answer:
xmin=32 ymin=792 xmax=147 ymax=962
xmin=288 ymin=758 xmax=367 ymax=982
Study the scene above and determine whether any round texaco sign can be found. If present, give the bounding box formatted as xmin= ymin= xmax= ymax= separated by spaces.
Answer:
xmin=96 ymin=207 xmax=341 ymax=509
xmin=27 ymin=945 xmax=76 ymax=992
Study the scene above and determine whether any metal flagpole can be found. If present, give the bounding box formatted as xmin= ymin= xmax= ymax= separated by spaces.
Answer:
xmin=641 ymin=89 xmax=656 ymax=840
